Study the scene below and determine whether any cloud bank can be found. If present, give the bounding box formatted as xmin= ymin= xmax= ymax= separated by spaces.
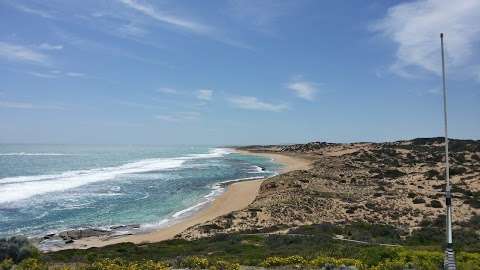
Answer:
xmin=197 ymin=89 xmax=213 ymax=101
xmin=372 ymin=0 xmax=480 ymax=78
xmin=228 ymin=96 xmax=287 ymax=112
xmin=287 ymin=78 xmax=318 ymax=101
xmin=0 ymin=42 xmax=49 ymax=65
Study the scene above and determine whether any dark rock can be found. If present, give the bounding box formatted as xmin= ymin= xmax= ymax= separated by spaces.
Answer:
xmin=365 ymin=202 xmax=376 ymax=210
xmin=43 ymin=234 xmax=55 ymax=240
xmin=430 ymin=200 xmax=443 ymax=208
xmin=424 ymin=169 xmax=441 ymax=180
xmin=383 ymin=169 xmax=406 ymax=179
xmin=110 ymin=224 xmax=140 ymax=230
xmin=413 ymin=197 xmax=426 ymax=204
xmin=450 ymin=166 xmax=467 ymax=176
xmin=58 ymin=228 xmax=110 ymax=240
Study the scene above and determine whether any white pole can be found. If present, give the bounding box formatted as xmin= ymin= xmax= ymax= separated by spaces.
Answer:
xmin=441 ymin=32 xmax=456 ymax=270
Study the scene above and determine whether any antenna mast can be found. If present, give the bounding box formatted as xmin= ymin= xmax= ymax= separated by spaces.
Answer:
xmin=441 ymin=32 xmax=456 ymax=270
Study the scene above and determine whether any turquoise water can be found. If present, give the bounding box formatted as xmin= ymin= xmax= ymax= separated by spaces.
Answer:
xmin=0 ymin=145 xmax=280 ymax=238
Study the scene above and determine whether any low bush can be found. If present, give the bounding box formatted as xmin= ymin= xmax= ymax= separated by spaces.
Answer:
xmin=88 ymin=258 xmax=169 ymax=270
xmin=0 ymin=236 xmax=39 ymax=263
xmin=260 ymin=255 xmax=306 ymax=267
xmin=369 ymin=259 xmax=410 ymax=270
xmin=457 ymin=252 xmax=480 ymax=270
xmin=310 ymin=256 xmax=365 ymax=269
xmin=413 ymin=197 xmax=426 ymax=204
xmin=180 ymin=256 xmax=209 ymax=269
xmin=16 ymin=258 xmax=48 ymax=270
xmin=209 ymin=260 xmax=240 ymax=270
xmin=0 ymin=258 xmax=13 ymax=270
xmin=430 ymin=200 xmax=443 ymax=208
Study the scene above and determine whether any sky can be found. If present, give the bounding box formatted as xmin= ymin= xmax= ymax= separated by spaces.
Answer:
xmin=0 ymin=0 xmax=479 ymax=145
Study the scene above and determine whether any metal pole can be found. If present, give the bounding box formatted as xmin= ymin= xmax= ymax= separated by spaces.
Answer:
xmin=441 ymin=32 xmax=456 ymax=270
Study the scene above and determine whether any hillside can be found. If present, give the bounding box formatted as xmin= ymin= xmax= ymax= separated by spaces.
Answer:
xmin=180 ymin=138 xmax=480 ymax=242
xmin=13 ymin=137 xmax=480 ymax=269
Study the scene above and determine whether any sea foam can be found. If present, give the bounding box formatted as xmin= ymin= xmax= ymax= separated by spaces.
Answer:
xmin=0 ymin=148 xmax=231 ymax=204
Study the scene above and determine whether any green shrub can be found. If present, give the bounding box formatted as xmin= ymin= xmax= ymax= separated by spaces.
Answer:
xmin=369 ymin=259 xmax=408 ymax=270
xmin=0 ymin=258 xmax=13 ymax=270
xmin=260 ymin=255 xmax=306 ymax=267
xmin=181 ymin=256 xmax=209 ymax=269
xmin=16 ymin=258 xmax=48 ymax=270
xmin=368 ymin=249 xmax=441 ymax=270
xmin=309 ymin=256 xmax=364 ymax=269
xmin=209 ymin=260 xmax=240 ymax=270
xmin=88 ymin=258 xmax=124 ymax=270
xmin=405 ymin=250 xmax=442 ymax=270
xmin=457 ymin=252 xmax=480 ymax=270
xmin=88 ymin=258 xmax=169 ymax=270
xmin=0 ymin=236 xmax=39 ymax=263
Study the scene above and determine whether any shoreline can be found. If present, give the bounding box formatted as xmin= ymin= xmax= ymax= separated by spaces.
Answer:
xmin=235 ymin=149 xmax=312 ymax=173
xmin=45 ymin=149 xmax=311 ymax=251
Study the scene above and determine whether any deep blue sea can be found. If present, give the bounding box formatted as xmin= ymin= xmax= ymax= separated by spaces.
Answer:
xmin=0 ymin=145 xmax=280 ymax=238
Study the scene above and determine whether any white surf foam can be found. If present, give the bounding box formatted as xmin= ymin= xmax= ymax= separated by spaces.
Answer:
xmin=185 ymin=148 xmax=232 ymax=159
xmin=248 ymin=165 xmax=264 ymax=173
xmin=153 ymin=175 xmax=265 ymax=223
xmin=139 ymin=174 xmax=266 ymax=232
xmin=0 ymin=148 xmax=231 ymax=204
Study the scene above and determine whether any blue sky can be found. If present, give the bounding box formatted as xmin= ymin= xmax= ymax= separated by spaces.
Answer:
xmin=0 ymin=0 xmax=479 ymax=145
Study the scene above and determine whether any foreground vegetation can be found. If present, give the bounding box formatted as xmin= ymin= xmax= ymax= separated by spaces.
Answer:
xmin=2 ymin=222 xmax=480 ymax=269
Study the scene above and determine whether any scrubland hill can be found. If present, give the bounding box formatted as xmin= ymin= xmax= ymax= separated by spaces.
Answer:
xmin=181 ymin=138 xmax=480 ymax=243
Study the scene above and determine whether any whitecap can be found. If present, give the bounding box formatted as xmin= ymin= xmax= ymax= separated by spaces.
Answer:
xmin=0 ymin=147 xmax=231 ymax=204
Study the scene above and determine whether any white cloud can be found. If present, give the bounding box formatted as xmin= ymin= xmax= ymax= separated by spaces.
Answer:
xmin=0 ymin=101 xmax=35 ymax=109
xmin=427 ymin=87 xmax=441 ymax=95
xmin=27 ymin=71 xmax=58 ymax=79
xmin=66 ymin=72 xmax=86 ymax=77
xmin=0 ymin=42 xmax=50 ymax=65
xmin=115 ymin=101 xmax=154 ymax=109
xmin=156 ymin=87 xmax=178 ymax=94
xmin=55 ymin=28 xmax=164 ymax=65
xmin=197 ymin=89 xmax=213 ymax=101
xmin=0 ymin=101 xmax=63 ymax=110
xmin=228 ymin=0 xmax=300 ymax=34
xmin=228 ymin=96 xmax=287 ymax=112
xmin=287 ymin=78 xmax=318 ymax=101
xmin=117 ymin=0 xmax=251 ymax=49
xmin=38 ymin=43 xmax=63 ymax=50
xmin=118 ymin=0 xmax=210 ymax=34
xmin=14 ymin=5 xmax=53 ymax=19
xmin=117 ymin=23 xmax=148 ymax=37
xmin=371 ymin=0 xmax=480 ymax=78
xmin=155 ymin=111 xmax=200 ymax=122
xmin=155 ymin=115 xmax=177 ymax=122
xmin=23 ymin=70 xmax=85 ymax=79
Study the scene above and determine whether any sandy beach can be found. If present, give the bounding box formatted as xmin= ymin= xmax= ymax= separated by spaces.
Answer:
xmin=53 ymin=149 xmax=311 ymax=251
xmin=235 ymin=149 xmax=312 ymax=173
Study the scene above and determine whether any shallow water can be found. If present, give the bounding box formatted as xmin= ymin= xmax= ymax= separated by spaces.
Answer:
xmin=0 ymin=144 xmax=280 ymax=238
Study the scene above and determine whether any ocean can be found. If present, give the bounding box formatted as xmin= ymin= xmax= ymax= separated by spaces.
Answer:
xmin=0 ymin=144 xmax=280 ymax=239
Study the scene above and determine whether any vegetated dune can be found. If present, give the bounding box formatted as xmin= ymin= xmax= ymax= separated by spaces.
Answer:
xmin=179 ymin=138 xmax=480 ymax=240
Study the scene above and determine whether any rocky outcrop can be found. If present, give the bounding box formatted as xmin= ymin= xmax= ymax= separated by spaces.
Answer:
xmin=58 ymin=228 xmax=110 ymax=241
